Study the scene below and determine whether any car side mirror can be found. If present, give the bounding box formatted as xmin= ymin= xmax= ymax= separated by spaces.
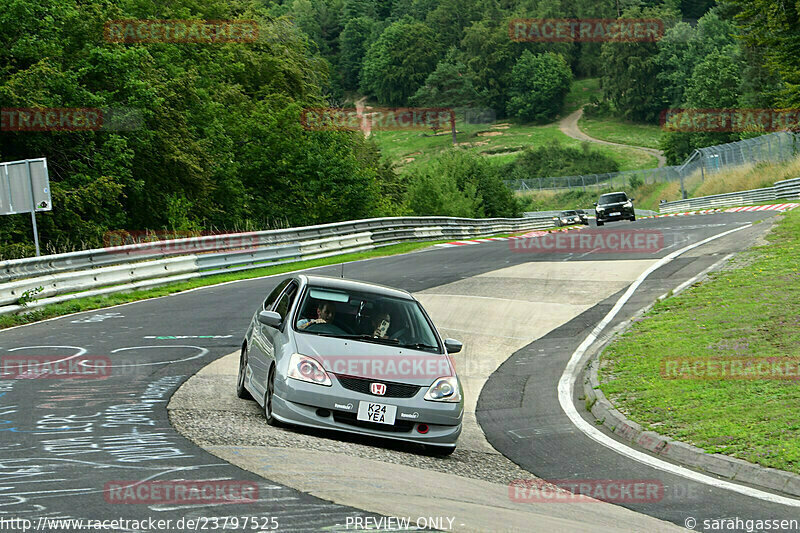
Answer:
xmin=258 ymin=310 xmax=282 ymax=328
xmin=630 ymin=198 xmax=635 ymax=202
xmin=593 ymin=202 xmax=598 ymax=206
xmin=444 ymin=338 xmax=462 ymax=354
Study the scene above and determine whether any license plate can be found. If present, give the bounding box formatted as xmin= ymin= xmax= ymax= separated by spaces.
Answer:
xmin=357 ymin=401 xmax=397 ymax=425
xmin=610 ymin=212 xmax=621 ymax=216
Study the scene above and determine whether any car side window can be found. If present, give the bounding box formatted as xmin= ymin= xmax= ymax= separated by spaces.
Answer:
xmin=273 ymin=282 xmax=298 ymax=321
xmin=264 ymin=279 xmax=290 ymax=310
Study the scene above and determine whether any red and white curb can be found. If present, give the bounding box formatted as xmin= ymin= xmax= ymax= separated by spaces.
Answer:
xmin=644 ymin=204 xmax=799 ymax=218
xmin=641 ymin=209 xmax=724 ymax=218
xmin=725 ymin=203 xmax=799 ymax=212
xmin=435 ymin=237 xmax=510 ymax=248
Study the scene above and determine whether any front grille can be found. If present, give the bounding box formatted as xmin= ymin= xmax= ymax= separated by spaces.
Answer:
xmin=335 ymin=374 xmax=421 ymax=398
xmin=332 ymin=410 xmax=414 ymax=433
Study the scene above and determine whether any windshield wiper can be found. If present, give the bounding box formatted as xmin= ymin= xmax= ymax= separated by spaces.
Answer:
xmin=338 ymin=334 xmax=400 ymax=344
xmin=397 ymin=342 xmax=439 ymax=351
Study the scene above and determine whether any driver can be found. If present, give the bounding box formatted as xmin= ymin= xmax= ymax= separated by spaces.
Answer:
xmin=297 ymin=301 xmax=336 ymax=329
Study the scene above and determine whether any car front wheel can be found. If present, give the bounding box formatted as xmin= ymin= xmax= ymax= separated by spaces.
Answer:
xmin=596 ymin=220 xmax=604 ymax=226
xmin=236 ymin=345 xmax=253 ymax=400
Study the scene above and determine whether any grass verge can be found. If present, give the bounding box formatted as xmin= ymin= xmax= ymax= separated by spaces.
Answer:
xmin=563 ymin=78 xmax=602 ymax=115
xmin=0 ymin=240 xmax=450 ymax=330
xmin=598 ymin=208 xmax=800 ymax=474
xmin=372 ymin=119 xmax=659 ymax=175
xmin=578 ymin=115 xmax=663 ymax=150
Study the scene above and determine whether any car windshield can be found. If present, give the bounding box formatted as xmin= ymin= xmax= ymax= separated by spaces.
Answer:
xmin=599 ymin=193 xmax=628 ymax=204
xmin=561 ymin=211 xmax=577 ymax=216
xmin=294 ymin=285 xmax=441 ymax=351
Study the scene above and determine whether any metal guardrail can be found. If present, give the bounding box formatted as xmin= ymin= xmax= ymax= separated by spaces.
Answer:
xmin=0 ymin=215 xmax=555 ymax=316
xmin=659 ymin=177 xmax=800 ymax=213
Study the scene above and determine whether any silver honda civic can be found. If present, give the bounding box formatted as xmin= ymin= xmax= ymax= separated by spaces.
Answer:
xmin=237 ymin=274 xmax=464 ymax=455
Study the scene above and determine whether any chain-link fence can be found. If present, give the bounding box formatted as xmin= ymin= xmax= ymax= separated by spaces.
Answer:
xmin=505 ymin=132 xmax=800 ymax=194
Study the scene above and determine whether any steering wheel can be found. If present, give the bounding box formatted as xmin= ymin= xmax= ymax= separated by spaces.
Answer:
xmin=390 ymin=327 xmax=411 ymax=344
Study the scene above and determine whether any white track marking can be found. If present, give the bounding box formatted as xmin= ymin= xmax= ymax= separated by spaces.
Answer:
xmin=559 ymin=223 xmax=800 ymax=507
xmin=104 ymin=346 xmax=209 ymax=367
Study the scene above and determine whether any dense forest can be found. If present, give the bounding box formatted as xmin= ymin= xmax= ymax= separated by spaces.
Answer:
xmin=0 ymin=0 xmax=797 ymax=258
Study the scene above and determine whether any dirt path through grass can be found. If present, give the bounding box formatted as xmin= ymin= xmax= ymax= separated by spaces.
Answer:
xmin=560 ymin=107 xmax=667 ymax=167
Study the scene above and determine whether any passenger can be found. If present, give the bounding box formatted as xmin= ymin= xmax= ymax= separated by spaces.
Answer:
xmin=370 ymin=308 xmax=392 ymax=339
xmin=297 ymin=301 xmax=336 ymax=329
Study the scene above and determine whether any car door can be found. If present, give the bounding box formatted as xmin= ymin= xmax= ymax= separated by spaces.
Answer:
xmin=248 ymin=279 xmax=291 ymax=397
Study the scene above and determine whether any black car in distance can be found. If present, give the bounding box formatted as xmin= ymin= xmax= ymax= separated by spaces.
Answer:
xmin=553 ymin=210 xmax=583 ymax=227
xmin=594 ymin=192 xmax=635 ymax=226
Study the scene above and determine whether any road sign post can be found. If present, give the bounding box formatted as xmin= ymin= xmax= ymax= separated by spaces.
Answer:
xmin=0 ymin=158 xmax=52 ymax=257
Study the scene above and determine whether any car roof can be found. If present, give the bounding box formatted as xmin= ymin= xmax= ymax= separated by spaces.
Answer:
xmin=299 ymin=274 xmax=414 ymax=300
xmin=600 ymin=191 xmax=628 ymax=196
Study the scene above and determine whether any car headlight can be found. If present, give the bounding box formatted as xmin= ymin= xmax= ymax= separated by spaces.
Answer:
xmin=561 ymin=218 xmax=568 ymax=223
xmin=424 ymin=376 xmax=461 ymax=402
xmin=597 ymin=206 xmax=605 ymax=212
xmin=624 ymin=201 xmax=632 ymax=208
xmin=287 ymin=353 xmax=331 ymax=386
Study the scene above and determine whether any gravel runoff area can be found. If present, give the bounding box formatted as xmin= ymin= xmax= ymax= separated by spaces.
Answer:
xmin=168 ymin=372 xmax=536 ymax=486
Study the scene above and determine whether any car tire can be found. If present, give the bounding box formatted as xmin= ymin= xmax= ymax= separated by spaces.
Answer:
xmin=236 ymin=345 xmax=253 ymax=400
xmin=630 ymin=215 xmax=636 ymax=221
xmin=596 ymin=220 xmax=604 ymax=226
xmin=264 ymin=364 xmax=283 ymax=427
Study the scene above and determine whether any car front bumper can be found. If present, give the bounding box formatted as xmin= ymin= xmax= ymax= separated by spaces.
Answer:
xmin=595 ymin=208 xmax=634 ymax=222
xmin=273 ymin=375 xmax=463 ymax=447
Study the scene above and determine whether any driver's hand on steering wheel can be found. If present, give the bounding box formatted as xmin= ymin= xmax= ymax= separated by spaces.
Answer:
xmin=299 ymin=318 xmax=327 ymax=329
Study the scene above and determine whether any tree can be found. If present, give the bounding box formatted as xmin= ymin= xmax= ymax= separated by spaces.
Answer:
xmin=655 ymin=11 xmax=737 ymax=109
xmin=506 ymin=51 xmax=572 ymax=123
xmin=730 ymin=0 xmax=800 ymax=108
xmin=359 ymin=19 xmax=441 ymax=105
xmin=424 ymin=0 xmax=483 ymax=50
xmin=339 ymin=16 xmax=374 ymax=91
xmin=405 ymin=150 xmax=519 ymax=218
xmin=600 ymin=5 xmax=679 ymax=122
xmin=505 ymin=140 xmax=620 ymax=179
xmin=458 ymin=20 xmax=519 ymax=118
xmin=660 ymin=46 xmax=744 ymax=163
xmin=409 ymin=50 xmax=484 ymax=108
